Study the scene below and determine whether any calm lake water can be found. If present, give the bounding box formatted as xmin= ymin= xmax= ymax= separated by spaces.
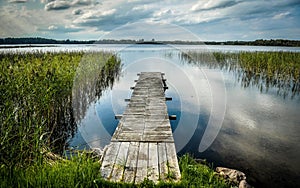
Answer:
xmin=2 ymin=44 xmax=300 ymax=187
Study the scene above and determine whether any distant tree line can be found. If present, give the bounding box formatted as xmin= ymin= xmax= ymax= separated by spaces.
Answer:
xmin=0 ymin=37 xmax=95 ymax=44
xmin=0 ymin=37 xmax=299 ymax=47
xmin=204 ymin=39 xmax=300 ymax=47
xmin=163 ymin=39 xmax=300 ymax=46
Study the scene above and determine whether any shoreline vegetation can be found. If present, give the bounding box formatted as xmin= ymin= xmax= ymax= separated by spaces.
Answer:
xmin=1 ymin=50 xmax=298 ymax=187
xmin=1 ymin=150 xmax=233 ymax=188
xmin=0 ymin=37 xmax=300 ymax=47
xmin=181 ymin=51 xmax=300 ymax=98
xmin=0 ymin=51 xmax=120 ymax=166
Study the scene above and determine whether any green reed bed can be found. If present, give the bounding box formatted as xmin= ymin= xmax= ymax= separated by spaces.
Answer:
xmin=181 ymin=51 xmax=300 ymax=97
xmin=0 ymin=51 xmax=121 ymax=168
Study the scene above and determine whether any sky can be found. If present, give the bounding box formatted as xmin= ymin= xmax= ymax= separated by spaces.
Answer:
xmin=0 ymin=0 xmax=300 ymax=41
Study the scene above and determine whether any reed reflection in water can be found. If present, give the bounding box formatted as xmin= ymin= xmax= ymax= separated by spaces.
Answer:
xmin=71 ymin=52 xmax=122 ymax=150
xmin=72 ymin=53 xmax=121 ymax=123
xmin=180 ymin=51 xmax=300 ymax=98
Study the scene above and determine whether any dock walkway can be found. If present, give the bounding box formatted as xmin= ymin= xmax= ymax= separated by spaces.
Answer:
xmin=100 ymin=72 xmax=181 ymax=183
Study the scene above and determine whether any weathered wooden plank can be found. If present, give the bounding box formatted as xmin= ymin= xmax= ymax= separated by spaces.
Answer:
xmin=145 ymin=114 xmax=169 ymax=119
xmin=146 ymin=126 xmax=172 ymax=132
xmin=143 ymin=131 xmax=173 ymax=137
xmin=145 ymin=119 xmax=169 ymax=123
xmin=124 ymin=106 xmax=145 ymax=111
xmin=148 ymin=142 xmax=159 ymax=183
xmin=147 ymin=101 xmax=166 ymax=105
xmin=128 ymin=102 xmax=146 ymax=107
xmin=122 ymin=124 xmax=144 ymax=131
xmin=166 ymin=142 xmax=181 ymax=182
xmin=113 ymin=133 xmax=143 ymax=141
xmin=123 ymin=142 xmax=140 ymax=183
xmin=121 ymin=123 xmax=144 ymax=131
xmin=121 ymin=114 xmax=145 ymax=119
xmin=143 ymin=135 xmax=174 ymax=142
xmin=100 ymin=142 xmax=121 ymax=179
xmin=110 ymin=142 xmax=130 ymax=182
xmin=158 ymin=142 xmax=168 ymax=181
xmin=135 ymin=142 xmax=149 ymax=183
xmin=147 ymin=104 xmax=165 ymax=108
xmin=145 ymin=109 xmax=167 ymax=115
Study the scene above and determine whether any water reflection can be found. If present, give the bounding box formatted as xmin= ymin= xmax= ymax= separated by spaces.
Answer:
xmin=191 ymin=89 xmax=300 ymax=188
xmin=68 ymin=53 xmax=121 ymax=151
xmin=72 ymin=53 xmax=121 ymax=122
xmin=180 ymin=51 xmax=300 ymax=98
xmin=70 ymin=46 xmax=300 ymax=187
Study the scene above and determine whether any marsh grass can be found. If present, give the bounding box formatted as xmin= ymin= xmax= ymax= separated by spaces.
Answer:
xmin=181 ymin=51 xmax=300 ymax=98
xmin=0 ymin=51 xmax=121 ymax=168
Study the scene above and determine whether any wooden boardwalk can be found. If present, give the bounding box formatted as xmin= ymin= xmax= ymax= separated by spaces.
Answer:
xmin=100 ymin=72 xmax=181 ymax=183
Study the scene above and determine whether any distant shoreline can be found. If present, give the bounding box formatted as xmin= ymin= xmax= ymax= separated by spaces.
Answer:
xmin=0 ymin=37 xmax=300 ymax=47
xmin=0 ymin=44 xmax=57 ymax=49
xmin=135 ymin=41 xmax=164 ymax=45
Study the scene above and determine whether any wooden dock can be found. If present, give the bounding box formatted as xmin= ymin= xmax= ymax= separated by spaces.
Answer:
xmin=100 ymin=72 xmax=181 ymax=183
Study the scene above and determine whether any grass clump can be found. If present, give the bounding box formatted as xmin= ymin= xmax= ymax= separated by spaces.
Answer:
xmin=0 ymin=152 xmax=101 ymax=188
xmin=178 ymin=154 xmax=229 ymax=188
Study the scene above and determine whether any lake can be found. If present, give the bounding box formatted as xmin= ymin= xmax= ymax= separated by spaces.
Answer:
xmin=2 ymin=44 xmax=300 ymax=187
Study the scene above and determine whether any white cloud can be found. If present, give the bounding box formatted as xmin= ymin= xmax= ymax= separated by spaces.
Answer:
xmin=272 ymin=12 xmax=291 ymax=20
xmin=41 ymin=24 xmax=84 ymax=33
xmin=101 ymin=9 xmax=116 ymax=16
xmin=72 ymin=1 xmax=155 ymax=31
xmin=132 ymin=4 xmax=154 ymax=11
xmin=45 ymin=0 xmax=71 ymax=11
xmin=40 ymin=0 xmax=55 ymax=3
xmin=153 ymin=9 xmax=174 ymax=17
xmin=73 ymin=0 xmax=92 ymax=6
xmin=48 ymin=25 xmax=58 ymax=30
xmin=73 ymin=8 xmax=117 ymax=23
xmin=191 ymin=0 xmax=240 ymax=11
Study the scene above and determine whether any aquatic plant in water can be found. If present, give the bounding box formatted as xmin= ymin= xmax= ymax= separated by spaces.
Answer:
xmin=180 ymin=51 xmax=300 ymax=98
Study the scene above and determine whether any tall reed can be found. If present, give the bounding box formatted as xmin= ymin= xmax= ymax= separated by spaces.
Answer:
xmin=0 ymin=51 xmax=121 ymax=168
xmin=180 ymin=51 xmax=300 ymax=97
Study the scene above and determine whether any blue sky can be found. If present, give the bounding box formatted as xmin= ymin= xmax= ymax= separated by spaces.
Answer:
xmin=0 ymin=0 xmax=299 ymax=41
